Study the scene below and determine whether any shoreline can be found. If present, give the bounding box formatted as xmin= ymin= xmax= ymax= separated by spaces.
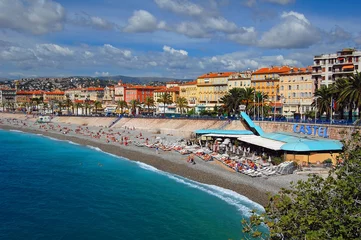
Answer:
xmin=0 ymin=117 xmax=309 ymax=207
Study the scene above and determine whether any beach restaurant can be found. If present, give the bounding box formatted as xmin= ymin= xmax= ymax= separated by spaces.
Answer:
xmin=195 ymin=113 xmax=343 ymax=165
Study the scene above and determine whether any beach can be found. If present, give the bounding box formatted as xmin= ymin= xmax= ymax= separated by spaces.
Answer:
xmin=0 ymin=113 xmax=309 ymax=206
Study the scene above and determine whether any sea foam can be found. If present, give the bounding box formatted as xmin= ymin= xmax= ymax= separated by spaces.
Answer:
xmin=136 ymin=161 xmax=264 ymax=214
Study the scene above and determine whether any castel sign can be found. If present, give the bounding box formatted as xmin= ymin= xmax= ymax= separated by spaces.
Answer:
xmin=293 ymin=124 xmax=329 ymax=138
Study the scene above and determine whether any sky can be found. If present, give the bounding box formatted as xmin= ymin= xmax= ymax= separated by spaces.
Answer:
xmin=0 ymin=0 xmax=361 ymax=79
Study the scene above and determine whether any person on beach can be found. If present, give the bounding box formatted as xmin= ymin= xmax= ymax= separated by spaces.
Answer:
xmin=156 ymin=146 xmax=159 ymax=154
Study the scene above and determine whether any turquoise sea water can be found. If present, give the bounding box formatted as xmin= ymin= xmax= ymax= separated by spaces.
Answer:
xmin=0 ymin=130 xmax=264 ymax=240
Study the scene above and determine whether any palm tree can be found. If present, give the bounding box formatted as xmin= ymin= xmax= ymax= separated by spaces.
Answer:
xmin=241 ymin=87 xmax=255 ymax=114
xmin=220 ymin=88 xmax=243 ymax=116
xmin=84 ymin=101 xmax=91 ymax=116
xmin=176 ymin=97 xmax=188 ymax=114
xmin=74 ymin=102 xmax=82 ymax=116
xmin=314 ymin=85 xmax=332 ymax=120
xmin=129 ymin=99 xmax=140 ymax=115
xmin=94 ymin=101 xmax=102 ymax=114
xmin=64 ymin=97 xmax=73 ymax=115
xmin=331 ymin=78 xmax=348 ymax=120
xmin=116 ymin=100 xmax=128 ymax=114
xmin=339 ymin=72 xmax=361 ymax=119
xmin=157 ymin=93 xmax=173 ymax=114
xmin=57 ymin=100 xmax=64 ymax=114
xmin=144 ymin=97 xmax=155 ymax=115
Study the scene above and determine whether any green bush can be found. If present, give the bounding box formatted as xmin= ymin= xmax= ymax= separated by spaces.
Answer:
xmin=271 ymin=156 xmax=283 ymax=165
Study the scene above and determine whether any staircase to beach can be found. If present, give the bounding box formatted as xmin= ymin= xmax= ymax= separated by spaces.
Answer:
xmin=108 ymin=116 xmax=123 ymax=128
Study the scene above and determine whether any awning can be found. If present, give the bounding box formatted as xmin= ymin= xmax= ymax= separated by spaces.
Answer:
xmin=203 ymin=134 xmax=246 ymax=138
xmin=237 ymin=135 xmax=285 ymax=151
xmin=342 ymin=65 xmax=354 ymax=70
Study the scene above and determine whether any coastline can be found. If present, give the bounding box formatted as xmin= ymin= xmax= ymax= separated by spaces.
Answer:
xmin=0 ymin=117 xmax=309 ymax=207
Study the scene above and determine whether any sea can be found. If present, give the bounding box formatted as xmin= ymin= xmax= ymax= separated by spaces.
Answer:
xmin=0 ymin=129 xmax=265 ymax=240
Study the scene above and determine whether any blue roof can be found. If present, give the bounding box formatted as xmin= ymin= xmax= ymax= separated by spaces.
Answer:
xmin=264 ymin=132 xmax=343 ymax=152
xmin=240 ymin=112 xmax=264 ymax=136
xmin=194 ymin=129 xmax=254 ymax=135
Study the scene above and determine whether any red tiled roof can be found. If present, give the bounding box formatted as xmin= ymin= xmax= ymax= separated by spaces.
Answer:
xmin=155 ymin=87 xmax=180 ymax=93
xmin=279 ymin=66 xmax=313 ymax=75
xmin=16 ymin=90 xmax=44 ymax=95
xmin=180 ymin=80 xmax=197 ymax=86
xmin=87 ymin=87 xmax=104 ymax=91
xmin=198 ymin=72 xmax=235 ymax=79
xmin=253 ymin=66 xmax=291 ymax=75
xmin=45 ymin=90 xmax=65 ymax=95
xmin=126 ymin=85 xmax=157 ymax=90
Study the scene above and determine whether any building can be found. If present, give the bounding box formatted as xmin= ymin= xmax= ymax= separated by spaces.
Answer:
xmin=279 ymin=67 xmax=314 ymax=118
xmin=44 ymin=90 xmax=65 ymax=103
xmin=196 ymin=72 xmax=235 ymax=112
xmin=228 ymin=71 xmax=252 ymax=90
xmin=124 ymin=85 xmax=157 ymax=103
xmin=251 ymin=66 xmax=291 ymax=102
xmin=179 ymin=80 xmax=197 ymax=108
xmin=114 ymin=81 xmax=126 ymax=102
xmin=154 ymin=86 xmax=180 ymax=114
xmin=65 ymin=87 xmax=104 ymax=102
xmin=0 ymin=88 xmax=16 ymax=110
xmin=16 ymin=90 xmax=45 ymax=110
xmin=166 ymin=81 xmax=180 ymax=88
xmin=103 ymin=86 xmax=115 ymax=105
xmin=312 ymin=48 xmax=361 ymax=87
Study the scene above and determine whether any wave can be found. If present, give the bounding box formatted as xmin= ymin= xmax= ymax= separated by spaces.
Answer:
xmin=136 ymin=161 xmax=264 ymax=214
xmin=67 ymin=141 xmax=80 ymax=145
xmin=86 ymin=145 xmax=102 ymax=152
xmin=9 ymin=129 xmax=24 ymax=133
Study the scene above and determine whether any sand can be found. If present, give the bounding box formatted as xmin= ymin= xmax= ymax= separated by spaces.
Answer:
xmin=0 ymin=113 xmax=310 ymax=206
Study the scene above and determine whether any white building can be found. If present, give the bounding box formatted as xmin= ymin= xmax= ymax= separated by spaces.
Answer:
xmin=312 ymin=48 xmax=361 ymax=87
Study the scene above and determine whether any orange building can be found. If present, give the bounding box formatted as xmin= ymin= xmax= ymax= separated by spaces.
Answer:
xmin=16 ymin=90 xmax=45 ymax=106
xmin=125 ymin=86 xmax=158 ymax=103
xmin=251 ymin=66 xmax=292 ymax=103
xmin=44 ymin=90 xmax=65 ymax=103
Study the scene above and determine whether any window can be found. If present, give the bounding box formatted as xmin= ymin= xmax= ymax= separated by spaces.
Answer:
xmin=297 ymin=85 xmax=299 ymax=90
xmin=288 ymin=85 xmax=291 ymax=90
xmin=356 ymin=65 xmax=359 ymax=70
xmin=301 ymin=77 xmax=304 ymax=80
xmin=293 ymin=93 xmax=296 ymax=98
xmin=328 ymin=67 xmax=332 ymax=71
xmin=281 ymin=86 xmax=284 ymax=91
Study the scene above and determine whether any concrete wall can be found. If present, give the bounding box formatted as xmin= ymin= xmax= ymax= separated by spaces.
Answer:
xmin=254 ymin=121 xmax=357 ymax=141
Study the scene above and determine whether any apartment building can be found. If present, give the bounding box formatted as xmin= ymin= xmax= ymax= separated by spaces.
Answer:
xmin=196 ymin=72 xmax=235 ymax=111
xmin=154 ymin=86 xmax=180 ymax=114
xmin=312 ymin=48 xmax=361 ymax=87
xmin=179 ymin=80 xmax=197 ymax=108
xmin=65 ymin=87 xmax=104 ymax=102
xmin=0 ymin=88 xmax=16 ymax=109
xmin=279 ymin=67 xmax=314 ymax=118
xmin=124 ymin=86 xmax=157 ymax=103
xmin=251 ymin=66 xmax=291 ymax=103
xmin=228 ymin=71 xmax=252 ymax=90
xmin=16 ymin=90 xmax=45 ymax=106
xmin=103 ymin=86 xmax=115 ymax=105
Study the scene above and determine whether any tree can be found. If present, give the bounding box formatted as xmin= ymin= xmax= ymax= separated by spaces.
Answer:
xmin=94 ymin=101 xmax=102 ymax=114
xmin=314 ymin=85 xmax=332 ymax=120
xmin=57 ymin=100 xmax=64 ymax=114
xmin=242 ymin=132 xmax=361 ymax=240
xmin=116 ymin=100 xmax=128 ymax=114
xmin=74 ymin=102 xmax=82 ymax=116
xmin=64 ymin=97 xmax=73 ymax=115
xmin=242 ymin=87 xmax=255 ymax=115
xmin=144 ymin=97 xmax=155 ymax=115
xmin=129 ymin=99 xmax=140 ymax=115
xmin=339 ymin=72 xmax=361 ymax=119
xmin=175 ymin=97 xmax=188 ymax=114
xmin=157 ymin=93 xmax=173 ymax=114
xmin=220 ymin=88 xmax=243 ymax=117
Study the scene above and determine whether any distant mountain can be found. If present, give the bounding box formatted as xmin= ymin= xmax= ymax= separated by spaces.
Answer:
xmin=96 ymin=75 xmax=193 ymax=84
xmin=0 ymin=77 xmax=10 ymax=82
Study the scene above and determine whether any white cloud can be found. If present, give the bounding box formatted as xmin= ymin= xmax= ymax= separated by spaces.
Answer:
xmin=95 ymin=71 xmax=110 ymax=76
xmin=175 ymin=22 xmax=210 ymax=38
xmin=259 ymin=11 xmax=321 ymax=48
xmin=0 ymin=0 xmax=65 ymax=35
xmin=228 ymin=27 xmax=257 ymax=45
xmin=163 ymin=45 xmax=188 ymax=56
xmin=35 ymin=44 xmax=74 ymax=57
xmin=0 ymin=46 xmax=36 ymax=61
xmin=204 ymin=17 xmax=238 ymax=33
xmin=154 ymin=0 xmax=204 ymax=16
xmin=123 ymin=10 xmax=160 ymax=33
xmin=101 ymin=44 xmax=132 ymax=58
xmin=264 ymin=0 xmax=295 ymax=5
xmin=71 ymin=13 xmax=116 ymax=30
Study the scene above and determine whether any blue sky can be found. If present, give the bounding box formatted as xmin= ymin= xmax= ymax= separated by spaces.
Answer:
xmin=0 ymin=0 xmax=360 ymax=79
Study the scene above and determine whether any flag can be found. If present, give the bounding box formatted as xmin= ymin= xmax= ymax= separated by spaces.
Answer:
xmin=331 ymin=98 xmax=337 ymax=110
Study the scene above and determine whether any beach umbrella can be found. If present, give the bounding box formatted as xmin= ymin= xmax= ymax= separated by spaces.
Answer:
xmin=216 ymin=138 xmax=223 ymax=141
xmin=236 ymin=148 xmax=240 ymax=155
xmin=268 ymin=156 xmax=272 ymax=162
xmin=243 ymin=151 xmax=246 ymax=157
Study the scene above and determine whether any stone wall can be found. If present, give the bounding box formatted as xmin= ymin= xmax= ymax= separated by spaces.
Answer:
xmin=254 ymin=121 xmax=358 ymax=141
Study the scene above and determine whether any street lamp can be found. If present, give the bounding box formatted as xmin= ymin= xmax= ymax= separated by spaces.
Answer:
xmin=314 ymin=96 xmax=319 ymax=124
